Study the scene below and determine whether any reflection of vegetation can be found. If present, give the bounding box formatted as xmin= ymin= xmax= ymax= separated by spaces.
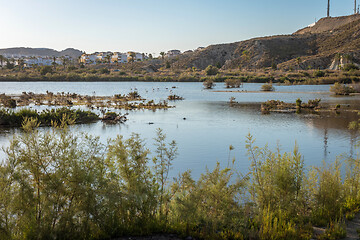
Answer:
xmin=261 ymin=98 xmax=321 ymax=114
xmin=1 ymin=123 xmax=360 ymax=239
xmin=0 ymin=91 xmax=172 ymax=110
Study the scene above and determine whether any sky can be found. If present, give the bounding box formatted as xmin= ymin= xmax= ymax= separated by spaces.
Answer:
xmin=0 ymin=0 xmax=358 ymax=55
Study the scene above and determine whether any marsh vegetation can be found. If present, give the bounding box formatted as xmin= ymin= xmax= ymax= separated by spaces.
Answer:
xmin=0 ymin=118 xmax=359 ymax=239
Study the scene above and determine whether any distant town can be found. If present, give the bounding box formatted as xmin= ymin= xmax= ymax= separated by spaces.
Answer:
xmin=0 ymin=48 xmax=204 ymax=68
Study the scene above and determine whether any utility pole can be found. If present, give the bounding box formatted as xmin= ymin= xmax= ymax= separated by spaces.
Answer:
xmin=327 ymin=0 xmax=330 ymax=17
xmin=355 ymin=0 xmax=357 ymax=14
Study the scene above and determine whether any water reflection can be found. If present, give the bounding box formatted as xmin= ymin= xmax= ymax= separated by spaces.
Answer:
xmin=0 ymin=82 xmax=359 ymax=178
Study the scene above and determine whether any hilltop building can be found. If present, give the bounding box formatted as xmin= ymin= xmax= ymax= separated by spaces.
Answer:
xmin=166 ymin=50 xmax=181 ymax=58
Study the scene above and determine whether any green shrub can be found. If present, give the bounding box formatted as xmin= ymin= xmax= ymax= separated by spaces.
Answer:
xmin=330 ymin=82 xmax=353 ymax=95
xmin=225 ymin=78 xmax=242 ymax=88
xmin=40 ymin=65 xmax=53 ymax=75
xmin=261 ymin=83 xmax=275 ymax=91
xmin=314 ymin=70 xmax=325 ymax=77
xmin=203 ymin=79 xmax=215 ymax=89
xmin=100 ymin=68 xmax=110 ymax=74
xmin=205 ymin=65 xmax=219 ymax=76
xmin=343 ymin=63 xmax=359 ymax=71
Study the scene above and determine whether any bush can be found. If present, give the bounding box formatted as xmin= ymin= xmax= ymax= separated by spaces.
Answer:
xmin=205 ymin=65 xmax=219 ymax=76
xmin=330 ymin=82 xmax=353 ymax=95
xmin=343 ymin=63 xmax=359 ymax=71
xmin=40 ymin=65 xmax=53 ymax=75
xmin=203 ymin=79 xmax=215 ymax=89
xmin=261 ymin=83 xmax=275 ymax=91
xmin=314 ymin=70 xmax=325 ymax=77
xmin=225 ymin=79 xmax=242 ymax=88
xmin=100 ymin=68 xmax=110 ymax=74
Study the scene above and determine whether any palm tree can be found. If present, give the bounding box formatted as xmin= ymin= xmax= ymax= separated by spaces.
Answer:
xmin=0 ymin=55 xmax=6 ymax=67
xmin=18 ymin=59 xmax=25 ymax=71
xmin=61 ymin=56 xmax=67 ymax=70
xmin=160 ymin=52 xmax=165 ymax=60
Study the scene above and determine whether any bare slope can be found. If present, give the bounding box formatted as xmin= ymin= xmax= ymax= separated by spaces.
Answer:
xmin=295 ymin=14 xmax=360 ymax=34
xmin=172 ymin=15 xmax=360 ymax=70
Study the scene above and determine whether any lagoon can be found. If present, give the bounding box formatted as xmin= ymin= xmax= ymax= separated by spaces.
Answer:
xmin=0 ymin=82 xmax=359 ymax=178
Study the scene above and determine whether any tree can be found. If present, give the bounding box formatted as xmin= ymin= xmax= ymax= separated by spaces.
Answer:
xmin=6 ymin=61 xmax=14 ymax=69
xmin=128 ymin=52 xmax=136 ymax=62
xmin=160 ymin=52 xmax=165 ymax=60
xmin=203 ymin=79 xmax=215 ymax=89
xmin=0 ymin=55 xmax=6 ymax=67
xmin=40 ymin=65 xmax=53 ymax=75
xmin=17 ymin=59 xmax=25 ymax=71
xmin=165 ymin=61 xmax=171 ymax=69
xmin=205 ymin=65 xmax=219 ymax=76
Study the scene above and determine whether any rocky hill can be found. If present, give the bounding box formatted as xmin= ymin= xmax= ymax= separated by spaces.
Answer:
xmin=171 ymin=14 xmax=360 ymax=70
xmin=0 ymin=47 xmax=83 ymax=59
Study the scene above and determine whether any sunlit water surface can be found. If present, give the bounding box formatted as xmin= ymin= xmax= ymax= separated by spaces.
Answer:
xmin=0 ymin=82 xmax=359 ymax=178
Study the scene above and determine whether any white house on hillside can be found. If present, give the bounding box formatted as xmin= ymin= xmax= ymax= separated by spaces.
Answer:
xmin=111 ymin=52 xmax=128 ymax=63
xmin=166 ymin=50 xmax=181 ymax=58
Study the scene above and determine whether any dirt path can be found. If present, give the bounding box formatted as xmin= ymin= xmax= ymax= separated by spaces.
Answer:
xmin=344 ymin=213 xmax=360 ymax=240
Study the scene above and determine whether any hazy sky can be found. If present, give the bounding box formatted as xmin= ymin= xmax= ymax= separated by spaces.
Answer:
xmin=0 ymin=0 xmax=357 ymax=55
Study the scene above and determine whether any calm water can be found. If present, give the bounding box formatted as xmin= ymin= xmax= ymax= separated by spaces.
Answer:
xmin=0 ymin=82 xmax=359 ymax=178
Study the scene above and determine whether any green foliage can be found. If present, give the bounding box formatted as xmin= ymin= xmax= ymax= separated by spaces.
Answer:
xmin=261 ymin=83 xmax=275 ymax=91
xmin=314 ymin=70 xmax=325 ymax=77
xmin=40 ymin=65 xmax=53 ymax=75
xmin=330 ymin=82 xmax=353 ymax=95
xmin=165 ymin=61 xmax=171 ymax=69
xmin=100 ymin=68 xmax=110 ymax=74
xmin=308 ymin=161 xmax=344 ymax=226
xmin=203 ymin=79 xmax=215 ymax=89
xmin=0 ymin=107 xmax=99 ymax=126
xmin=1 ymin=125 xmax=360 ymax=239
xmin=259 ymin=208 xmax=298 ymax=240
xmin=343 ymin=63 xmax=359 ymax=71
xmin=169 ymin=162 xmax=248 ymax=239
xmin=271 ymin=62 xmax=277 ymax=70
xmin=5 ymin=61 xmax=14 ymax=69
xmin=246 ymin=134 xmax=305 ymax=217
xmin=318 ymin=220 xmax=346 ymax=240
xmin=205 ymin=65 xmax=219 ymax=76
xmin=225 ymin=79 xmax=242 ymax=88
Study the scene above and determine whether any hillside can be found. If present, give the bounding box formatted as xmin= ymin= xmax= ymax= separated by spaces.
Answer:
xmin=0 ymin=47 xmax=83 ymax=59
xmin=171 ymin=15 xmax=360 ymax=70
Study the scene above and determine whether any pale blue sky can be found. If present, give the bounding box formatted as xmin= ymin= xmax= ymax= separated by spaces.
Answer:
xmin=0 ymin=0 xmax=357 ymax=55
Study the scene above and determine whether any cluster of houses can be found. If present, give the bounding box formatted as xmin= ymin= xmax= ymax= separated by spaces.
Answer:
xmin=79 ymin=52 xmax=145 ymax=65
xmin=0 ymin=48 xmax=196 ymax=68
xmin=79 ymin=49 xmax=183 ymax=65
xmin=0 ymin=54 xmax=73 ymax=68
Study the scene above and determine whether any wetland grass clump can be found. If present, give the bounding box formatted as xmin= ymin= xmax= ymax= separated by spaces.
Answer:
xmin=167 ymin=94 xmax=184 ymax=101
xmin=0 ymin=107 xmax=99 ymax=126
